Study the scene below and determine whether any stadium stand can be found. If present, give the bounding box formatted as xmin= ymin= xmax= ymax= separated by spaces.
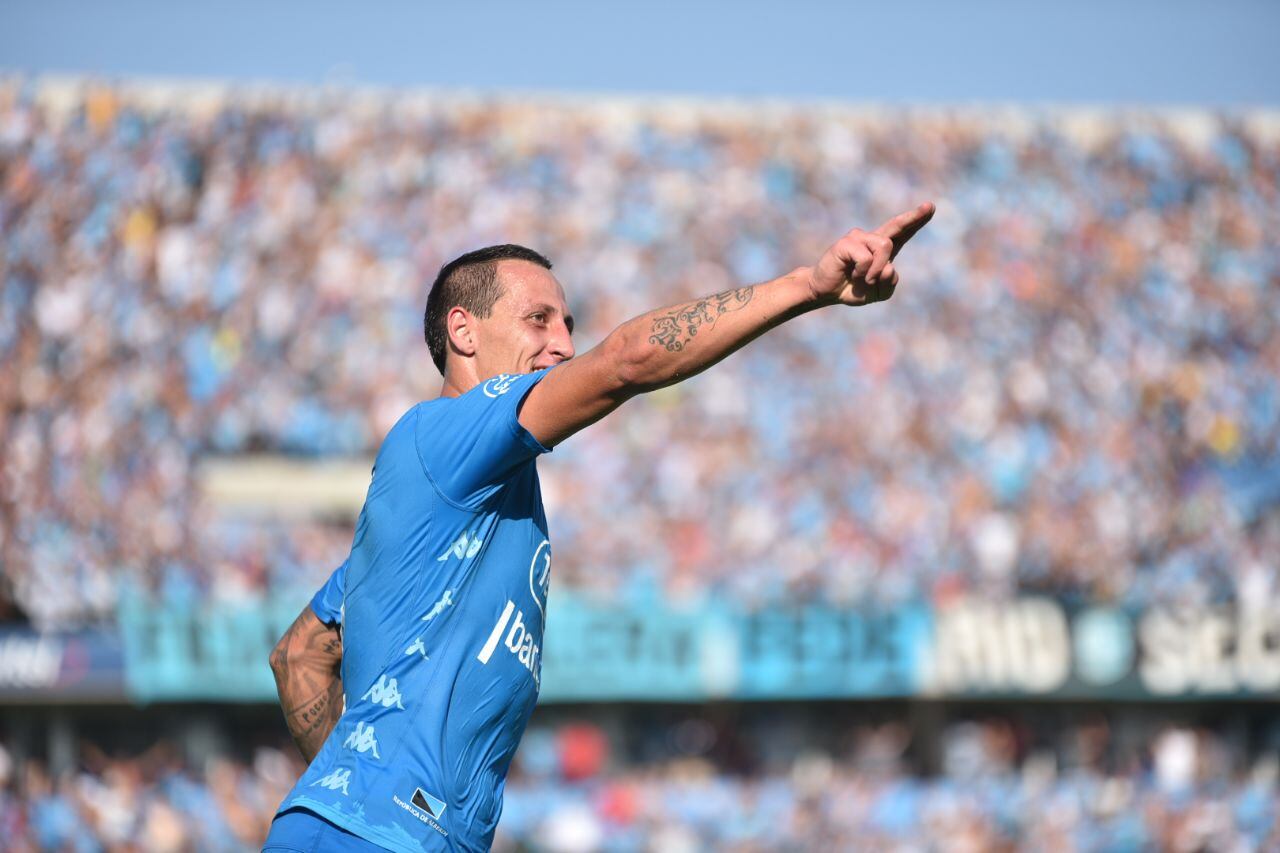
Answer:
xmin=0 ymin=711 xmax=1276 ymax=850
xmin=2 ymin=80 xmax=1277 ymax=627
xmin=0 ymin=78 xmax=1277 ymax=850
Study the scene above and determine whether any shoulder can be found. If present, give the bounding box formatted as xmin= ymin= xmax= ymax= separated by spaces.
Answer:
xmin=424 ymin=371 xmax=552 ymax=415
xmin=474 ymin=371 xmax=550 ymax=401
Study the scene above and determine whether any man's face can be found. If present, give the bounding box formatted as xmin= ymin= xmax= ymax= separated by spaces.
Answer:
xmin=472 ymin=259 xmax=576 ymax=377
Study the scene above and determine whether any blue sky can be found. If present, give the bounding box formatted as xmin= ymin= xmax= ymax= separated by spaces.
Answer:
xmin=3 ymin=0 xmax=1278 ymax=106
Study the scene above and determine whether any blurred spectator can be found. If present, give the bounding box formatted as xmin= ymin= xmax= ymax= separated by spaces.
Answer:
xmin=0 ymin=719 xmax=1273 ymax=850
xmin=1 ymin=78 xmax=1278 ymax=627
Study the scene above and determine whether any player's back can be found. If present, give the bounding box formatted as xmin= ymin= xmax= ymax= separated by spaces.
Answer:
xmin=275 ymin=371 xmax=556 ymax=853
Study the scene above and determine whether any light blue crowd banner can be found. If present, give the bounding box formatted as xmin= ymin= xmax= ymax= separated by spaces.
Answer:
xmin=537 ymin=598 xmax=931 ymax=700
xmin=116 ymin=590 xmax=931 ymax=702
xmin=115 ymin=592 xmax=1280 ymax=702
xmin=118 ymin=593 xmax=299 ymax=702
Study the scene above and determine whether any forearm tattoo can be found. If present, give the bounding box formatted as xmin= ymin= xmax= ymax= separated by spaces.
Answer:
xmin=647 ymin=286 xmax=755 ymax=352
xmin=271 ymin=609 xmax=344 ymax=763
xmin=285 ymin=677 xmax=344 ymax=763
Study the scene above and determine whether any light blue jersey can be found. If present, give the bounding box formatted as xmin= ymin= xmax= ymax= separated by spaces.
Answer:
xmin=277 ymin=370 xmax=556 ymax=852
xmin=310 ymin=559 xmax=346 ymax=626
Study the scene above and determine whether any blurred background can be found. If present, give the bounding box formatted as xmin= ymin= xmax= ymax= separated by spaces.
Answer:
xmin=2 ymin=2 xmax=1279 ymax=850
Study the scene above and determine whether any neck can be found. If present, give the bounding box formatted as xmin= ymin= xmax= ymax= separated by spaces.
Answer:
xmin=439 ymin=376 xmax=469 ymax=399
xmin=439 ymin=362 xmax=480 ymax=399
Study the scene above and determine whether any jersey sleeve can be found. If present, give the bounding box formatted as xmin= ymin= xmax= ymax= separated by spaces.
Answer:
xmin=416 ymin=368 xmax=554 ymax=507
xmin=309 ymin=559 xmax=347 ymax=627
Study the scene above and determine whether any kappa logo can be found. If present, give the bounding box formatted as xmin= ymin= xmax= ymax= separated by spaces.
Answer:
xmin=438 ymin=532 xmax=482 ymax=562
xmin=361 ymin=674 xmax=405 ymax=710
xmin=405 ymin=637 xmax=428 ymax=659
xmin=343 ymin=721 xmax=381 ymax=759
xmin=482 ymin=374 xmax=519 ymax=398
xmin=421 ymin=589 xmax=455 ymax=621
xmin=312 ymin=768 xmax=351 ymax=795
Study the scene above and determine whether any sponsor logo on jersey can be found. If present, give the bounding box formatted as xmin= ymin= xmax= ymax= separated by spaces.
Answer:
xmin=411 ymin=787 xmax=448 ymax=818
xmin=476 ymin=541 xmax=551 ymax=687
xmin=482 ymin=374 xmax=519 ymax=397
xmin=529 ymin=539 xmax=551 ymax=618
xmin=438 ymin=531 xmax=482 ymax=562
xmin=392 ymin=786 xmax=449 ymax=838
xmin=343 ymin=721 xmax=381 ymax=759
xmin=312 ymin=768 xmax=351 ymax=795
xmin=361 ymin=674 xmax=405 ymax=710
xmin=477 ymin=600 xmax=541 ymax=689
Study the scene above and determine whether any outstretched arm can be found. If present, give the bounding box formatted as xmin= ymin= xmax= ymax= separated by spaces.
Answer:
xmin=270 ymin=606 xmax=344 ymax=763
xmin=519 ymin=202 xmax=935 ymax=447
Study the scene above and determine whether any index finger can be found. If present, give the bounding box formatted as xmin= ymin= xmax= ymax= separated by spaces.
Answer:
xmin=874 ymin=202 xmax=936 ymax=259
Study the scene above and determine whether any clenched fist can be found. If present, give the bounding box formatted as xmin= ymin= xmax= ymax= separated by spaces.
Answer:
xmin=808 ymin=202 xmax=935 ymax=306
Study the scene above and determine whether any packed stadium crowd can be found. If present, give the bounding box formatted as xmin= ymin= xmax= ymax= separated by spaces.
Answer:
xmin=0 ymin=717 xmax=1274 ymax=851
xmin=1 ymin=79 xmax=1278 ymax=627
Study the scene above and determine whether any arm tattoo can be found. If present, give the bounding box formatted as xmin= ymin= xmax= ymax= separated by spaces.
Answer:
xmin=272 ymin=607 xmax=344 ymax=763
xmin=284 ymin=677 xmax=344 ymax=763
xmin=648 ymin=286 xmax=754 ymax=352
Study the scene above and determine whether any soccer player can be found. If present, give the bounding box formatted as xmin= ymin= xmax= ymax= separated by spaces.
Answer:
xmin=263 ymin=204 xmax=935 ymax=852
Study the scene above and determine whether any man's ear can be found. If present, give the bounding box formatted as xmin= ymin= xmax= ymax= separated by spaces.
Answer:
xmin=446 ymin=305 xmax=477 ymax=359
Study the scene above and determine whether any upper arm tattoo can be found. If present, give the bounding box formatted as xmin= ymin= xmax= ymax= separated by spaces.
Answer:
xmin=647 ymin=286 xmax=755 ymax=352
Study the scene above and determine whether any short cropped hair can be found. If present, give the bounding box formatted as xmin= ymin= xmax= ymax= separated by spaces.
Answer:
xmin=423 ymin=244 xmax=553 ymax=374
